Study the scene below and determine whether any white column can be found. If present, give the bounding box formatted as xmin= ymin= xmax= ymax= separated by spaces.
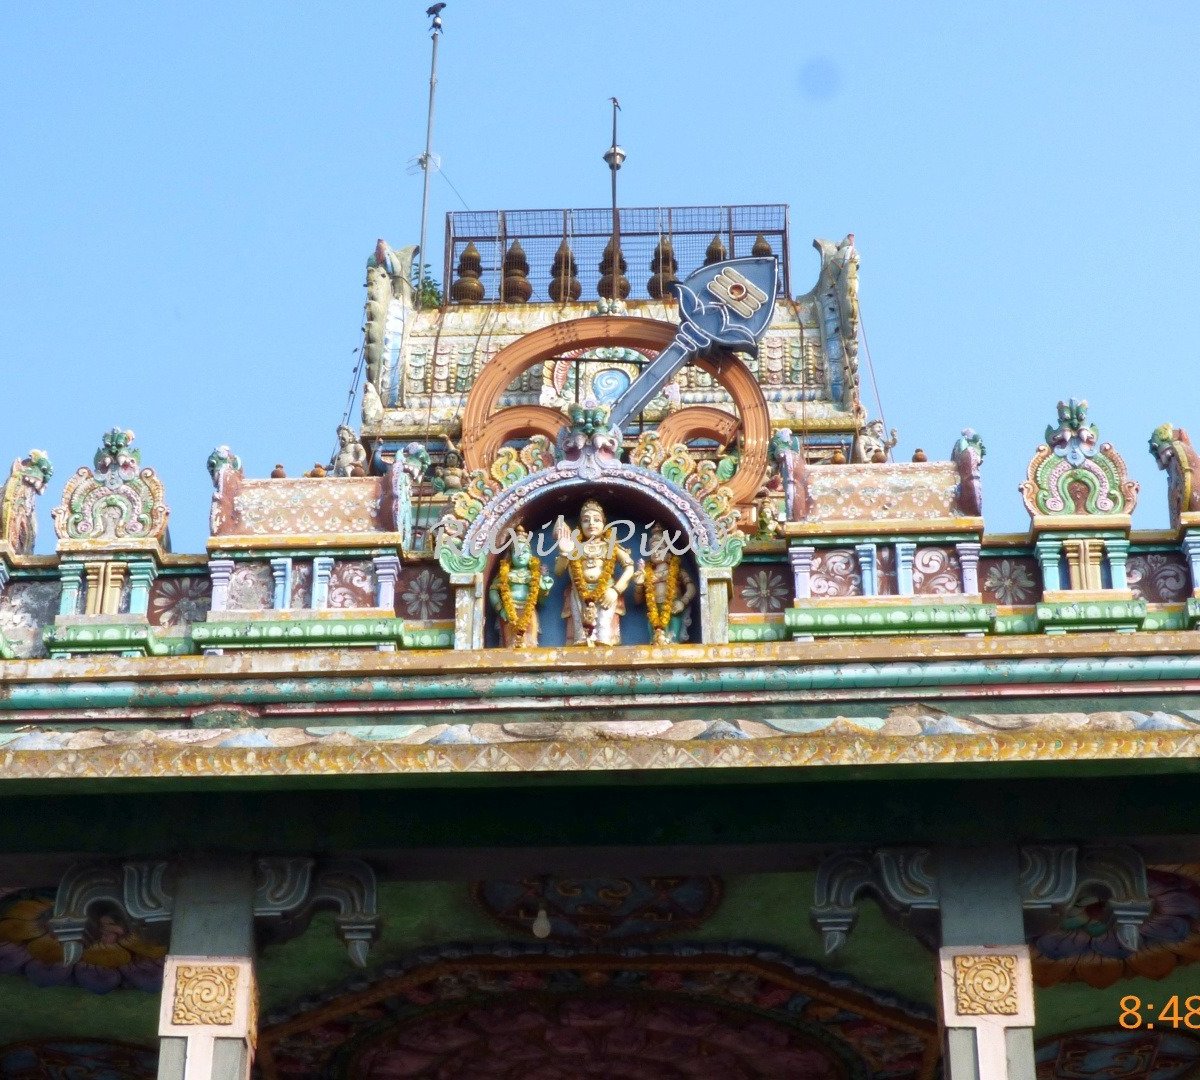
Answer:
xmin=157 ymin=860 xmax=256 ymax=1080
xmin=937 ymin=848 xmax=1036 ymax=1080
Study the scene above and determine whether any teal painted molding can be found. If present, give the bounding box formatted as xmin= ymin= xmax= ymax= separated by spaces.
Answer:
xmin=0 ymin=630 xmax=14 ymax=661
xmin=1188 ymin=598 xmax=1200 ymax=629
xmin=784 ymin=602 xmax=996 ymax=637
xmin=729 ymin=622 xmax=790 ymax=643
xmin=43 ymin=621 xmax=168 ymax=658
xmin=8 ymin=653 xmax=1200 ymax=714
xmin=191 ymin=617 xmax=407 ymax=650
xmin=1035 ymin=599 xmax=1147 ymax=633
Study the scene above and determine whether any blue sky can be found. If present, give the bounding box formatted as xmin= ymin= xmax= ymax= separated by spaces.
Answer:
xmin=2 ymin=2 xmax=1198 ymax=551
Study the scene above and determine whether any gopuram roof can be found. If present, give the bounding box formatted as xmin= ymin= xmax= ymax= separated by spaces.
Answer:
xmin=4 ymin=200 xmax=1200 ymax=1077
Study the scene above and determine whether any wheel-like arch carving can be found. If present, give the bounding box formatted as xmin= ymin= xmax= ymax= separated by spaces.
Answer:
xmin=466 ymin=405 xmax=568 ymax=469
xmin=657 ymin=406 xmax=741 ymax=451
xmin=459 ymin=316 xmax=769 ymax=506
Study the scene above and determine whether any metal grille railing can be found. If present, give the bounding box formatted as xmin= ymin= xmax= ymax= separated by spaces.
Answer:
xmin=443 ymin=204 xmax=790 ymax=305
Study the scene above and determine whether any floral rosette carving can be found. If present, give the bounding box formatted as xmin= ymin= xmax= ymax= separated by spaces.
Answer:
xmin=52 ymin=429 xmax=168 ymax=543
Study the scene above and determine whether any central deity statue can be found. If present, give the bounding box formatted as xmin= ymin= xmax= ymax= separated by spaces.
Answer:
xmin=554 ymin=500 xmax=635 ymax=646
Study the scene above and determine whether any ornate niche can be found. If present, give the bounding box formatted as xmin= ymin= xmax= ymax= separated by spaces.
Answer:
xmin=436 ymin=421 xmax=745 ymax=651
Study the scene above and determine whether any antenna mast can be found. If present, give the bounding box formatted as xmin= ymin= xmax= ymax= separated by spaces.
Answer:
xmin=416 ymin=4 xmax=446 ymax=310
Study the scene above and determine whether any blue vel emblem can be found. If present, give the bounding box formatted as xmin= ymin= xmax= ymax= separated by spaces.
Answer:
xmin=607 ymin=256 xmax=778 ymax=430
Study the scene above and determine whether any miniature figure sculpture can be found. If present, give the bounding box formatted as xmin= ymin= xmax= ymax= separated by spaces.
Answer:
xmin=331 ymin=426 xmax=369 ymax=477
xmin=1149 ymin=423 xmax=1200 ymax=528
xmin=554 ymin=500 xmax=634 ymax=646
xmin=432 ymin=437 xmax=466 ymax=493
xmin=852 ymin=419 xmax=898 ymax=464
xmin=635 ymin=523 xmax=697 ymax=645
xmin=489 ymin=525 xmax=555 ymax=649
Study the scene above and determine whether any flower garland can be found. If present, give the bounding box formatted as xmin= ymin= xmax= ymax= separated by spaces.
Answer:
xmin=568 ymin=541 xmax=617 ymax=604
xmin=644 ymin=555 xmax=681 ymax=632
xmin=497 ymin=556 xmax=543 ymax=637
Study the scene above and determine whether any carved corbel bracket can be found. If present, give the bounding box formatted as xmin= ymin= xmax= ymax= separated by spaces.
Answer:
xmin=813 ymin=844 xmax=1151 ymax=954
xmin=50 ymin=856 xmax=380 ymax=967
xmin=50 ymin=860 xmax=172 ymax=965
xmin=811 ymin=847 xmax=937 ymax=953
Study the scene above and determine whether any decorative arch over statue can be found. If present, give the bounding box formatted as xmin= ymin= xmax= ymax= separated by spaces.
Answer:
xmin=459 ymin=316 xmax=770 ymax=507
xmin=436 ymin=438 xmax=745 ymax=650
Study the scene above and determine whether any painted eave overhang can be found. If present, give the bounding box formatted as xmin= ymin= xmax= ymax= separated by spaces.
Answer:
xmin=4 ymin=635 xmax=1200 ymax=786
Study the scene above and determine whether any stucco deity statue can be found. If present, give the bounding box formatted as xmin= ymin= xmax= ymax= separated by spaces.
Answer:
xmin=432 ymin=437 xmax=467 ymax=494
xmin=554 ymin=500 xmax=635 ymax=646
xmin=489 ymin=525 xmax=555 ymax=649
xmin=331 ymin=425 xmax=368 ymax=476
xmin=852 ymin=419 xmax=898 ymax=464
xmin=634 ymin=523 xmax=697 ymax=645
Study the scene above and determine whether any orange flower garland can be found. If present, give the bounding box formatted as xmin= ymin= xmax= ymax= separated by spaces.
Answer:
xmin=497 ymin=555 xmax=543 ymax=638
xmin=644 ymin=555 xmax=681 ymax=632
xmin=568 ymin=543 xmax=617 ymax=604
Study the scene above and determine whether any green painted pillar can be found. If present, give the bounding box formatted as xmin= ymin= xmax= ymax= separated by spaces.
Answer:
xmin=937 ymin=847 xmax=1036 ymax=1080
xmin=157 ymin=859 xmax=256 ymax=1080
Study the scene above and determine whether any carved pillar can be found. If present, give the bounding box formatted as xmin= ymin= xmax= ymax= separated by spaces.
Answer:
xmin=938 ymin=848 xmax=1035 ymax=1080
xmin=128 ymin=559 xmax=158 ymax=616
xmin=789 ymin=545 xmax=815 ymax=601
xmin=895 ymin=542 xmax=916 ymax=596
xmin=956 ymin=542 xmax=981 ymax=595
xmin=1183 ymin=534 xmax=1200 ymax=596
xmin=373 ymin=554 xmax=400 ymax=609
xmin=450 ymin=573 xmax=484 ymax=650
xmin=855 ymin=543 xmax=878 ymax=597
xmin=102 ymin=562 xmax=128 ymax=615
xmin=1083 ymin=539 xmax=1106 ymax=591
xmin=269 ymin=558 xmax=292 ymax=611
xmin=813 ymin=845 xmax=1151 ymax=1080
xmin=311 ymin=556 xmax=334 ymax=610
xmin=83 ymin=562 xmax=105 ymax=615
xmin=208 ymin=559 xmax=235 ymax=613
xmin=59 ymin=562 xmax=84 ymax=616
xmin=1061 ymin=540 xmax=1085 ymax=591
xmin=0 ymin=563 xmax=9 ymax=598
xmin=1033 ymin=539 xmax=1062 ymax=591
xmin=1106 ymin=538 xmax=1130 ymax=591
xmin=698 ymin=566 xmax=732 ymax=645
xmin=157 ymin=859 xmax=256 ymax=1080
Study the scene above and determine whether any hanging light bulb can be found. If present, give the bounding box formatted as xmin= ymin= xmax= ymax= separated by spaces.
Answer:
xmin=532 ymin=905 xmax=552 ymax=939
